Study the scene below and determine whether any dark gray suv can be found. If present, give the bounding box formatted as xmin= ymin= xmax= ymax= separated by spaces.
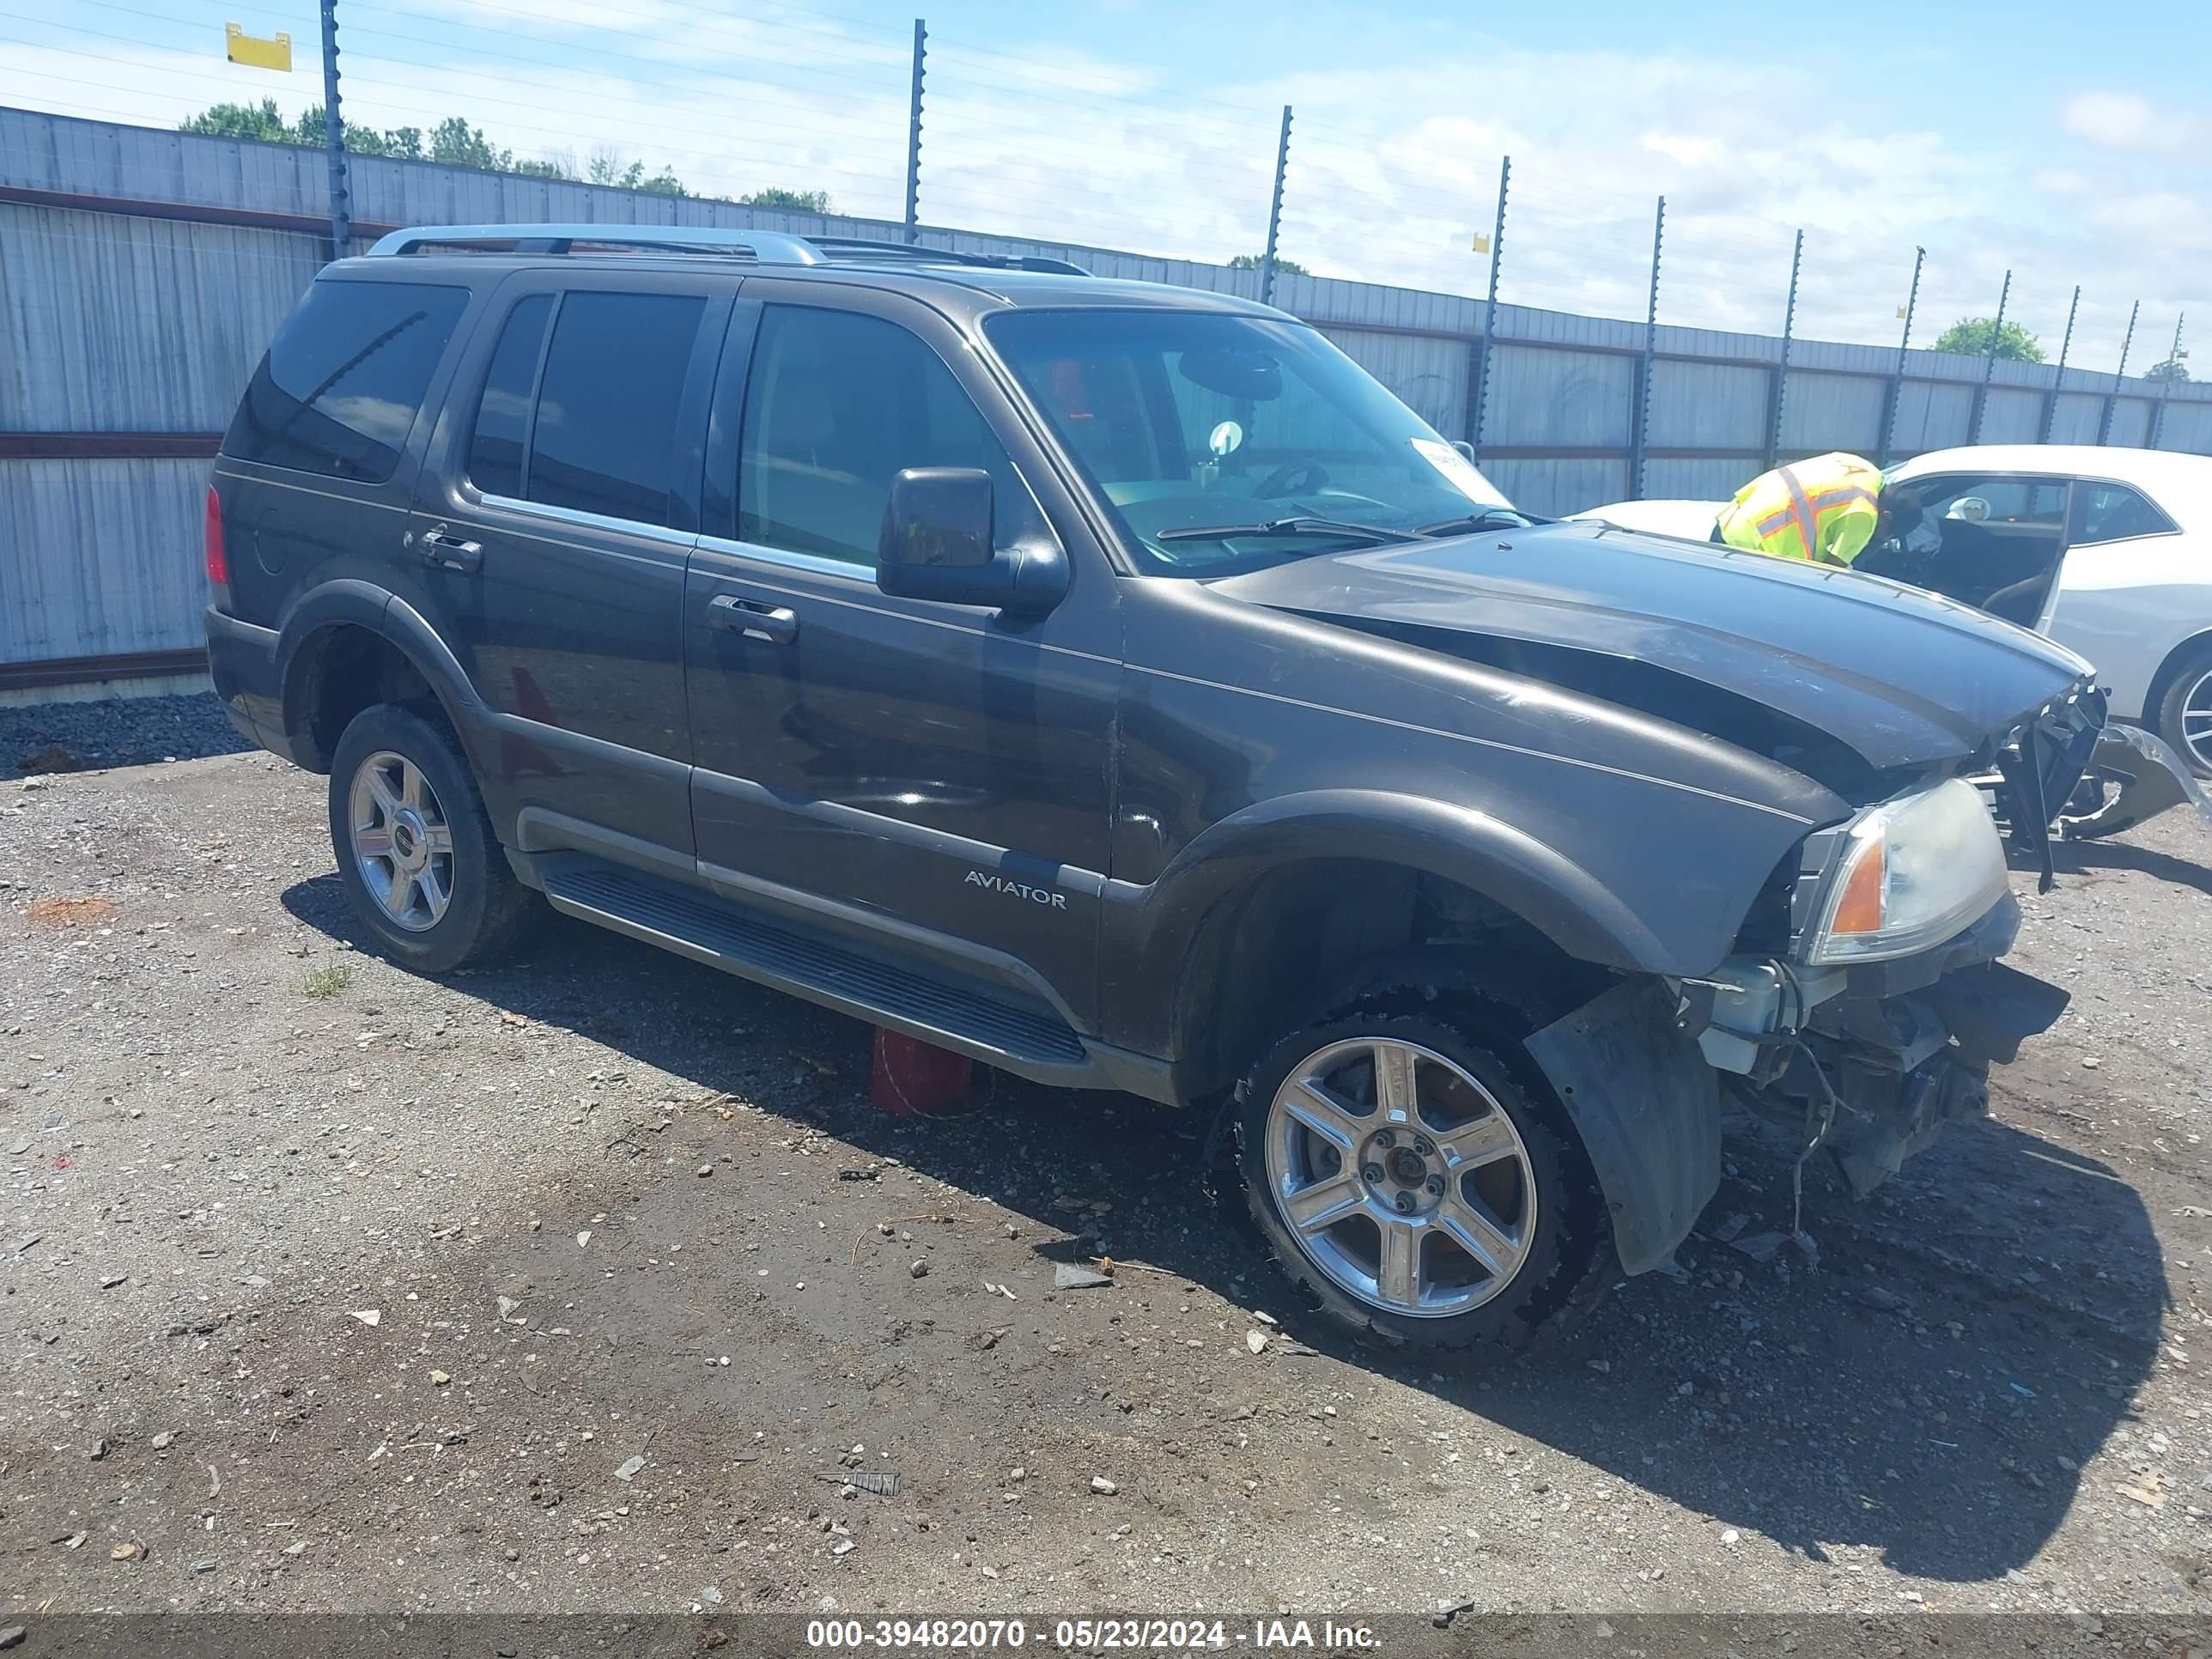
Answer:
xmin=205 ymin=224 xmax=2100 ymax=1352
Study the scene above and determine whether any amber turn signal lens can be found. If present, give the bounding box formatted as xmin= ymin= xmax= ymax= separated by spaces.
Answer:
xmin=1829 ymin=839 xmax=1887 ymax=935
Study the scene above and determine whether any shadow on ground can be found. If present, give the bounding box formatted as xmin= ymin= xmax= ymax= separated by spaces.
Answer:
xmin=283 ymin=872 xmax=2167 ymax=1588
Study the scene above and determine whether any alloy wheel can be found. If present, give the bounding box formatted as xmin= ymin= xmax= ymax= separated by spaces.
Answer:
xmin=2182 ymin=666 xmax=2212 ymax=773
xmin=348 ymin=750 xmax=455 ymax=933
xmin=1263 ymin=1036 xmax=1537 ymax=1317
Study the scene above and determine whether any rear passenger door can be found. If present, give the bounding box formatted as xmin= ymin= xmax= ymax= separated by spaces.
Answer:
xmin=684 ymin=283 xmax=1121 ymax=1028
xmin=405 ymin=272 xmax=732 ymax=861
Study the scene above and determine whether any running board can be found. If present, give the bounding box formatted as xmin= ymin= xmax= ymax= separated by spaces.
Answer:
xmin=537 ymin=859 xmax=1092 ymax=1079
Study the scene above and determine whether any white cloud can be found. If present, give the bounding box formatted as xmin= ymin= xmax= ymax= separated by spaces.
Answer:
xmin=2061 ymin=90 xmax=2209 ymax=155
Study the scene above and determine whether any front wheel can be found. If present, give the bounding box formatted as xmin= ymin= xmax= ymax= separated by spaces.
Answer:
xmin=1235 ymin=1004 xmax=1610 ymax=1352
xmin=2155 ymin=641 xmax=2212 ymax=778
xmin=327 ymin=702 xmax=540 ymax=973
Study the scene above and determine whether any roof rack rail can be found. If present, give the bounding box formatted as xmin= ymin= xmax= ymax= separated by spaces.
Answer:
xmin=364 ymin=223 xmax=1091 ymax=276
xmin=366 ymin=224 xmax=830 ymax=264
xmin=805 ymin=236 xmax=1091 ymax=276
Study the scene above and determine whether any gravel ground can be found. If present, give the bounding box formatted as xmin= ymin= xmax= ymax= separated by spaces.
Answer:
xmin=2 ymin=748 xmax=2209 ymax=1622
xmin=0 ymin=691 xmax=247 ymax=781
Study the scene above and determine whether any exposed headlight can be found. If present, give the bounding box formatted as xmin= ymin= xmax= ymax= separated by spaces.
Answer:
xmin=1802 ymin=778 xmax=2008 ymax=965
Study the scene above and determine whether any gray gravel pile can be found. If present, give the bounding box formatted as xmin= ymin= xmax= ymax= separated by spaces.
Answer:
xmin=0 ymin=690 xmax=247 ymax=780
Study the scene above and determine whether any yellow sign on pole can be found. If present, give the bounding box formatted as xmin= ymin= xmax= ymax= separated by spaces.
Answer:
xmin=225 ymin=21 xmax=293 ymax=71
xmin=1471 ymin=233 xmax=1492 ymax=254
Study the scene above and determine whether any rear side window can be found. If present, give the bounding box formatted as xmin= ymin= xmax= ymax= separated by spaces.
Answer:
xmin=527 ymin=291 xmax=706 ymax=526
xmin=224 ymin=280 xmax=467 ymax=483
xmin=738 ymin=305 xmax=1010 ymax=566
xmin=2075 ymin=482 xmax=2175 ymax=545
xmin=466 ymin=294 xmax=553 ymax=500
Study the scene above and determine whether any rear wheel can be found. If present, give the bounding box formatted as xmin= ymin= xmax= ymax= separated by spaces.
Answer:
xmin=327 ymin=703 xmax=540 ymax=973
xmin=1235 ymin=1002 xmax=1610 ymax=1352
xmin=2155 ymin=641 xmax=2212 ymax=777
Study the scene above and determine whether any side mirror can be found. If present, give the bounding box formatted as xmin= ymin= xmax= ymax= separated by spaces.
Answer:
xmin=876 ymin=467 xmax=1068 ymax=614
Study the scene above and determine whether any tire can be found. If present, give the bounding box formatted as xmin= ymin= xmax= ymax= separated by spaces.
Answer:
xmin=1234 ymin=1000 xmax=1611 ymax=1353
xmin=327 ymin=702 xmax=540 ymax=973
xmin=2154 ymin=641 xmax=2212 ymax=779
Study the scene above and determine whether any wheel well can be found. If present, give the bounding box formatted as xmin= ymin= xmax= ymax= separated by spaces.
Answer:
xmin=2145 ymin=629 xmax=2212 ymax=729
xmin=1170 ymin=858 xmax=1600 ymax=1105
xmin=284 ymin=625 xmax=442 ymax=773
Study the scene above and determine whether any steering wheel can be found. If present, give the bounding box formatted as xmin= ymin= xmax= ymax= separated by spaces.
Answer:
xmin=1252 ymin=461 xmax=1328 ymax=498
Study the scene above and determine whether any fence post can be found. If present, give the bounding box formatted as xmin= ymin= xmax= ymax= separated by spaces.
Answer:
xmin=1765 ymin=228 xmax=1802 ymax=471
xmin=2041 ymin=284 xmax=2080 ymax=444
xmin=2148 ymin=313 xmax=2185 ymax=450
xmin=2098 ymin=300 xmax=2139 ymax=446
xmin=318 ymin=0 xmax=349 ymax=258
xmin=1877 ymin=246 xmax=1924 ymax=467
xmin=1466 ymin=155 xmax=1510 ymax=463
xmin=1630 ymin=195 xmax=1664 ymax=501
xmin=1970 ymin=270 xmax=2011 ymax=444
xmin=902 ymin=19 xmax=926 ymax=245
xmin=1258 ymin=106 xmax=1292 ymax=307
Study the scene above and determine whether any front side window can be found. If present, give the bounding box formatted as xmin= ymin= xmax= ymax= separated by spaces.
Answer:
xmin=224 ymin=279 xmax=467 ymax=483
xmin=985 ymin=308 xmax=1520 ymax=575
xmin=738 ymin=306 xmax=1012 ymax=568
xmin=528 ymin=291 xmax=707 ymax=526
xmin=2075 ymin=482 xmax=2176 ymax=545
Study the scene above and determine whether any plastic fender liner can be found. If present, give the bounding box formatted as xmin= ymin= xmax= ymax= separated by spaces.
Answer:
xmin=1526 ymin=976 xmax=1720 ymax=1275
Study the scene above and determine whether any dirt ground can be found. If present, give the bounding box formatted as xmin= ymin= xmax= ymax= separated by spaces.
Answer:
xmin=3 ymin=750 xmax=2209 ymax=1621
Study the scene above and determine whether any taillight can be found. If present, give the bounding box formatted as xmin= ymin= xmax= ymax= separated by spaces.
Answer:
xmin=204 ymin=485 xmax=229 ymax=585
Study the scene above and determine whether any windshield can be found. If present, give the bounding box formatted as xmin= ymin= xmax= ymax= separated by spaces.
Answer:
xmin=985 ymin=308 xmax=1523 ymax=575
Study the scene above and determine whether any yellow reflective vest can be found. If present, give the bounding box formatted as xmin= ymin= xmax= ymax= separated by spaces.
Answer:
xmin=1716 ymin=453 xmax=1884 ymax=567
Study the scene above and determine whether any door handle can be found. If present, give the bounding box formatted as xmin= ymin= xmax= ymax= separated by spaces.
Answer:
xmin=420 ymin=526 xmax=483 ymax=573
xmin=706 ymin=592 xmax=799 ymax=645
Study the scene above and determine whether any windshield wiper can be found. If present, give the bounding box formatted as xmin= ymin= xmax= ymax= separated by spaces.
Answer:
xmin=1154 ymin=516 xmax=1411 ymax=547
xmin=1412 ymin=508 xmax=1536 ymax=537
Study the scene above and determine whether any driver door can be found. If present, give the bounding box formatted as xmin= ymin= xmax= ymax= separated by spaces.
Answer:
xmin=1883 ymin=473 xmax=2073 ymax=629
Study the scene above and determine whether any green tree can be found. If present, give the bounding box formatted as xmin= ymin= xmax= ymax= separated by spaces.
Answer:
xmin=1931 ymin=316 xmax=2045 ymax=362
xmin=1229 ymin=252 xmax=1309 ymax=275
xmin=2145 ymin=349 xmax=2190 ymax=383
xmin=178 ymin=101 xmax=689 ymax=196
xmin=740 ymin=185 xmax=832 ymax=213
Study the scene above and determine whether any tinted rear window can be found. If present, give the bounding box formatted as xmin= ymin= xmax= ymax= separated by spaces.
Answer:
xmin=467 ymin=294 xmax=554 ymax=500
xmin=527 ymin=291 xmax=706 ymax=526
xmin=224 ymin=280 xmax=467 ymax=483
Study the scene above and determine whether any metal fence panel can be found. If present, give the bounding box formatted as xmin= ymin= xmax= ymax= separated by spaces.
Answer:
xmin=0 ymin=203 xmax=314 ymax=430
xmin=1486 ymin=345 xmax=1636 ymax=448
xmin=1779 ymin=371 xmax=1886 ymax=454
xmin=1 ymin=459 xmax=207 ymax=660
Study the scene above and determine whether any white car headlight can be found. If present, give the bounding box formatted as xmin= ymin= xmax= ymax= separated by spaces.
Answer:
xmin=1802 ymin=778 xmax=2009 ymax=965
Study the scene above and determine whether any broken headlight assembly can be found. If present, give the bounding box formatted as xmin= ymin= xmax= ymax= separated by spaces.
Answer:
xmin=1797 ymin=778 xmax=2009 ymax=965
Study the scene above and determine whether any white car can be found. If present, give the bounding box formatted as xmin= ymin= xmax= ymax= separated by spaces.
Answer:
xmin=1580 ymin=446 xmax=2212 ymax=777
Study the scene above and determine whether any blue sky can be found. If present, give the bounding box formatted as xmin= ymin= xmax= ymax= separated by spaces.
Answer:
xmin=3 ymin=0 xmax=2204 ymax=362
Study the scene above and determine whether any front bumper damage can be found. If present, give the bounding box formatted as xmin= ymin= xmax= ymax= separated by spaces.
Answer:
xmin=1682 ymin=894 xmax=2069 ymax=1197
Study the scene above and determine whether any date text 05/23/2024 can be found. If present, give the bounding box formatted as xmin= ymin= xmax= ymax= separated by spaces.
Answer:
xmin=805 ymin=1619 xmax=1382 ymax=1650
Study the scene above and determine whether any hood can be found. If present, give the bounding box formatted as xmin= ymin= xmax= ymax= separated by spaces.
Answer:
xmin=1209 ymin=520 xmax=2093 ymax=772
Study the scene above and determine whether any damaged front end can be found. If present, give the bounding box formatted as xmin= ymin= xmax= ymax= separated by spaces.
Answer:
xmin=1680 ymin=775 xmax=2073 ymax=1200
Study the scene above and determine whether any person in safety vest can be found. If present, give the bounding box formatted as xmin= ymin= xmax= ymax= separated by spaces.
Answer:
xmin=1712 ymin=452 xmax=1920 ymax=568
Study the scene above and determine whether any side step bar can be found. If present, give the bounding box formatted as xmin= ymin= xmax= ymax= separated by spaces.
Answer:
xmin=537 ymin=859 xmax=1094 ymax=1083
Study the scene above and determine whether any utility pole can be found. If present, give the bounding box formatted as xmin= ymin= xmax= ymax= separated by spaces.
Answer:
xmin=1631 ymin=195 xmax=1665 ymax=500
xmin=1765 ymin=228 xmax=1803 ymax=470
xmin=319 ymin=0 xmax=349 ymax=258
xmin=1466 ymin=155 xmax=1510 ymax=464
xmin=1258 ymin=106 xmax=1292 ymax=307
xmin=2042 ymin=284 xmax=2080 ymax=444
xmin=902 ymin=20 xmax=926 ymax=244
xmin=2149 ymin=313 xmax=2185 ymax=450
xmin=2098 ymin=300 xmax=2139 ymax=446
xmin=1878 ymin=246 xmax=1924 ymax=466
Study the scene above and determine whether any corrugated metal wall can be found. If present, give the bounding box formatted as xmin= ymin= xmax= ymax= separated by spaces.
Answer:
xmin=4 ymin=105 xmax=2210 ymax=683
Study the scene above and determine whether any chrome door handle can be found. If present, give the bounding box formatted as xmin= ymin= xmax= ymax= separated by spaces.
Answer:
xmin=706 ymin=592 xmax=799 ymax=644
xmin=421 ymin=526 xmax=483 ymax=573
